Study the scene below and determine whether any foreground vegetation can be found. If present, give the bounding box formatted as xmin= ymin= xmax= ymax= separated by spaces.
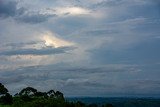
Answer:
xmin=1 ymin=82 xmax=160 ymax=107
xmin=0 ymin=83 xmax=113 ymax=107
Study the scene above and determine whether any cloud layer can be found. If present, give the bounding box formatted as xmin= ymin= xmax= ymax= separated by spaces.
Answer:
xmin=0 ymin=0 xmax=160 ymax=97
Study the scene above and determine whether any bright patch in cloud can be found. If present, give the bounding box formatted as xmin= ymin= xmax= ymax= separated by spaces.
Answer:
xmin=45 ymin=7 xmax=91 ymax=16
xmin=42 ymin=32 xmax=74 ymax=48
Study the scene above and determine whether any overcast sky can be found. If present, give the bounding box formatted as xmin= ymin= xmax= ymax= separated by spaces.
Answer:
xmin=0 ymin=0 xmax=160 ymax=97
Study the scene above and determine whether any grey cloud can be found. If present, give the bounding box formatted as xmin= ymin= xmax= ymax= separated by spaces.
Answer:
xmin=72 ymin=29 xmax=119 ymax=37
xmin=0 ymin=0 xmax=160 ymax=97
xmin=0 ymin=63 xmax=158 ymax=96
xmin=85 ymin=29 xmax=118 ymax=35
xmin=0 ymin=75 xmax=24 ymax=85
xmin=63 ymin=78 xmax=110 ymax=89
xmin=92 ymin=0 xmax=153 ymax=8
xmin=120 ymin=80 xmax=160 ymax=95
xmin=92 ymin=0 xmax=124 ymax=8
xmin=15 ymin=13 xmax=56 ymax=24
xmin=4 ymin=41 xmax=43 ymax=48
xmin=0 ymin=0 xmax=55 ymax=24
xmin=23 ymin=63 xmax=139 ymax=75
xmin=0 ymin=46 xmax=75 ymax=56
xmin=56 ymin=66 xmax=139 ymax=74
xmin=0 ymin=0 xmax=25 ymax=18
xmin=133 ymin=80 xmax=160 ymax=89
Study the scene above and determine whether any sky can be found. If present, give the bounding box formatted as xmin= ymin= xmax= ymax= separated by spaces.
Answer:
xmin=0 ymin=0 xmax=160 ymax=97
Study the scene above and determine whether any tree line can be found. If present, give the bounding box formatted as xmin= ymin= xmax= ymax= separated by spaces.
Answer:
xmin=0 ymin=83 xmax=113 ymax=107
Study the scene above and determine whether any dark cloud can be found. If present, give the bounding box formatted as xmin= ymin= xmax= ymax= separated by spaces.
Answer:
xmin=0 ymin=0 xmax=25 ymax=18
xmin=0 ymin=0 xmax=160 ymax=97
xmin=55 ymin=66 xmax=139 ymax=74
xmin=15 ymin=13 xmax=56 ymax=24
xmin=0 ymin=0 xmax=55 ymax=24
xmin=73 ymin=29 xmax=119 ymax=37
xmin=92 ymin=0 xmax=123 ymax=8
xmin=0 ymin=46 xmax=75 ymax=56
xmin=1 ymin=63 xmax=159 ymax=96
xmin=120 ymin=80 xmax=160 ymax=95
xmin=63 ymin=78 xmax=112 ymax=89
xmin=4 ymin=41 xmax=43 ymax=48
xmin=85 ymin=29 xmax=118 ymax=35
xmin=0 ymin=75 xmax=24 ymax=85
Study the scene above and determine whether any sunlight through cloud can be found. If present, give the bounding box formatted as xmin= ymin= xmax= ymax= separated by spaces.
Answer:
xmin=42 ymin=32 xmax=74 ymax=48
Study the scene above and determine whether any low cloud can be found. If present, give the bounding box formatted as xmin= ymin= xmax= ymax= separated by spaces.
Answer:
xmin=0 ymin=75 xmax=24 ymax=84
xmin=0 ymin=46 xmax=75 ymax=56
xmin=1 ymin=63 xmax=159 ymax=96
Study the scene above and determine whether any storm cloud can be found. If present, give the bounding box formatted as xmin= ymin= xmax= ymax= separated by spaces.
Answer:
xmin=0 ymin=0 xmax=160 ymax=97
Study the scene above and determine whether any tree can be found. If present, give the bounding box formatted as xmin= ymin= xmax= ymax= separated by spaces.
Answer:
xmin=55 ymin=91 xmax=64 ymax=100
xmin=35 ymin=91 xmax=47 ymax=98
xmin=47 ymin=90 xmax=64 ymax=100
xmin=47 ymin=90 xmax=55 ymax=97
xmin=19 ymin=87 xmax=37 ymax=96
xmin=18 ymin=87 xmax=38 ymax=102
xmin=76 ymin=101 xmax=86 ymax=107
xmin=0 ymin=83 xmax=8 ymax=95
xmin=0 ymin=83 xmax=13 ymax=105
xmin=105 ymin=103 xmax=114 ymax=107
xmin=0 ymin=93 xmax=13 ymax=105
